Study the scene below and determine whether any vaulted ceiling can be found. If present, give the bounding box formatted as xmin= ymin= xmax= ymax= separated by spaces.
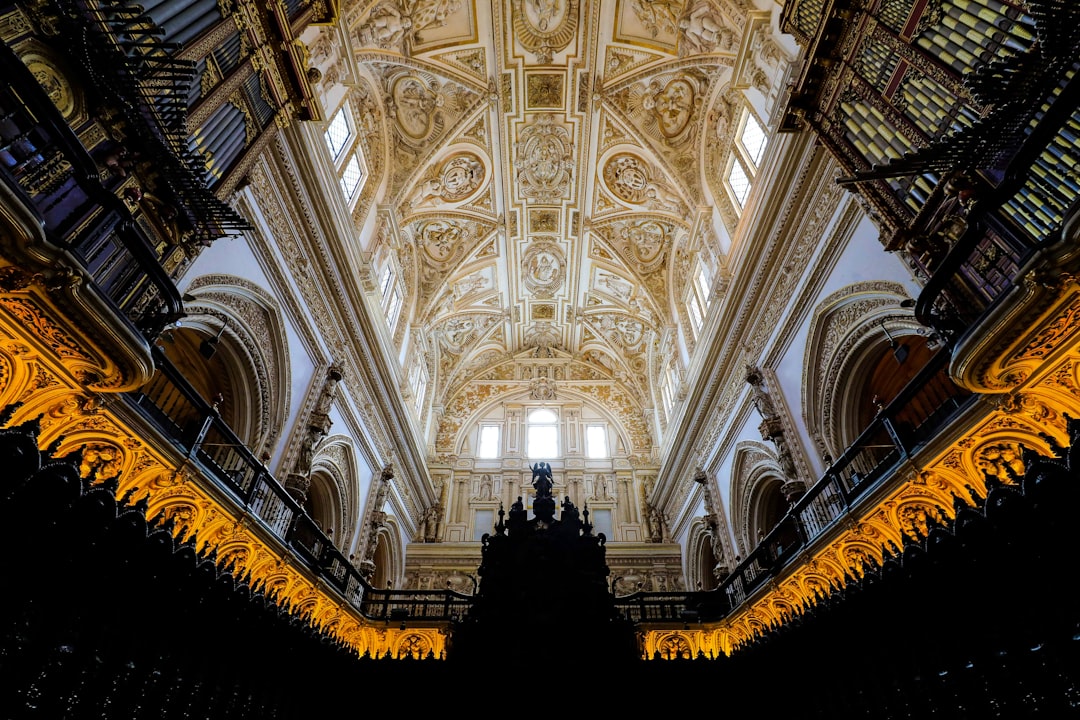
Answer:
xmin=314 ymin=0 xmax=793 ymax=458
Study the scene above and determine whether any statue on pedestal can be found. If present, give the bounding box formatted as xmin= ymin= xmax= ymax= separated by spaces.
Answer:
xmin=531 ymin=461 xmax=555 ymax=523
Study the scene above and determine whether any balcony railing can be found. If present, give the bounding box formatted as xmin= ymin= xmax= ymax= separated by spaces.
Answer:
xmin=616 ymin=347 xmax=975 ymax=625
xmin=126 ymin=346 xmax=472 ymax=624
xmin=130 ymin=330 xmax=974 ymax=631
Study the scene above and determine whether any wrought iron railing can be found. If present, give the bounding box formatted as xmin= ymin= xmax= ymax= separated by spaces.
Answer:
xmin=126 ymin=346 xmax=473 ymax=623
xmin=616 ymin=347 xmax=975 ymax=624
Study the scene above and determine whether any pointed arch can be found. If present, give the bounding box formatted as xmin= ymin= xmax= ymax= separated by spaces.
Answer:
xmin=372 ymin=518 xmax=404 ymax=590
xmin=728 ymin=440 xmax=788 ymax=557
xmin=180 ymin=275 xmax=292 ymax=454
xmin=310 ymin=434 xmax=365 ymax=553
xmin=685 ymin=516 xmax=723 ymax=591
xmin=802 ymin=281 xmax=923 ymax=461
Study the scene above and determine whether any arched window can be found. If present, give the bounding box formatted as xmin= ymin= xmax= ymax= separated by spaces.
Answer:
xmin=527 ymin=408 xmax=558 ymax=459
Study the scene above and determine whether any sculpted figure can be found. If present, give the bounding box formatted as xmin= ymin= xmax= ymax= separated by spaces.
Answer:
xmin=531 ymin=461 xmax=553 ymax=497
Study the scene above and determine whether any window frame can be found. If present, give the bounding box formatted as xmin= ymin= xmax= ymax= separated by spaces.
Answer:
xmin=323 ymin=101 xmax=366 ymax=203
xmin=408 ymin=353 xmax=428 ymax=415
xmin=685 ymin=259 xmax=712 ymax=337
xmin=725 ymin=108 xmax=769 ymax=211
xmin=377 ymin=261 xmax=403 ymax=330
xmin=585 ymin=424 xmax=608 ymax=459
xmin=477 ymin=424 xmax=501 ymax=459
xmin=526 ymin=408 xmax=559 ymax=459
xmin=339 ymin=153 xmax=363 ymax=199
xmin=323 ymin=103 xmax=352 ymax=161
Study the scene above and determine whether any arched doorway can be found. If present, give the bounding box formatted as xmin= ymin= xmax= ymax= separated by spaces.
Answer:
xmin=372 ymin=533 xmax=392 ymax=589
xmin=855 ymin=334 xmax=937 ymax=436
xmin=147 ymin=319 xmax=245 ymax=443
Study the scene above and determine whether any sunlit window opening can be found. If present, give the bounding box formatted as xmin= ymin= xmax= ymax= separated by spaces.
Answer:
xmin=379 ymin=263 xmax=394 ymax=297
xmin=477 ymin=425 xmax=501 ymax=458
xmin=384 ymin=284 xmax=402 ymax=327
xmin=694 ymin=263 xmax=712 ymax=304
xmin=378 ymin=263 xmax=402 ymax=328
xmin=741 ymin=111 xmax=768 ymax=165
xmin=340 ymin=154 xmax=363 ymax=198
xmin=660 ymin=360 xmax=680 ymax=418
xmin=408 ymin=356 xmax=427 ymax=415
xmin=324 ymin=104 xmax=351 ymax=159
xmin=527 ymin=408 xmax=558 ymax=459
xmin=585 ymin=425 xmax=608 ymax=458
xmin=727 ymin=157 xmax=752 ymax=206
xmin=726 ymin=108 xmax=769 ymax=210
xmin=686 ymin=260 xmax=712 ymax=337
xmin=687 ymin=291 xmax=704 ymax=334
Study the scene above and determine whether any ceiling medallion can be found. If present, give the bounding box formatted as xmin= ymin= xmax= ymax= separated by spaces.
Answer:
xmin=436 ymin=314 xmax=482 ymax=353
xmin=601 ymin=153 xmax=683 ymax=213
xmin=521 ymin=239 xmax=565 ymax=298
xmin=512 ymin=0 xmax=580 ymax=63
xmin=514 ymin=114 xmax=573 ymax=203
xmin=438 ymin=153 xmax=486 ymax=201
xmin=603 ymin=153 xmax=650 ymax=204
xmin=620 ymin=218 xmax=669 ymax=270
xmin=646 ymin=77 xmax=698 ymax=141
xmin=418 ymin=219 xmax=469 ymax=265
xmin=407 ymin=152 xmax=487 ymax=208
xmin=596 ymin=313 xmax=646 ymax=348
xmin=388 ymin=72 xmax=443 ymax=146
